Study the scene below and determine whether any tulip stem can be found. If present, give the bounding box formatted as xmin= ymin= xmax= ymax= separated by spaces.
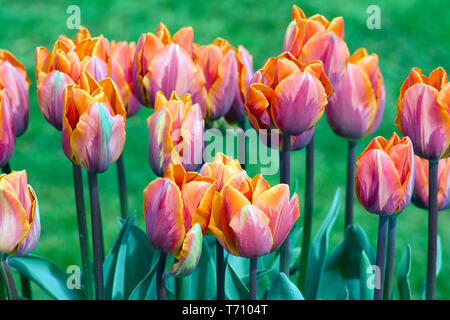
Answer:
xmin=0 ymin=256 xmax=18 ymax=300
xmin=279 ymin=134 xmax=291 ymax=275
xmin=116 ymin=153 xmax=129 ymax=219
xmin=239 ymin=120 xmax=246 ymax=170
xmin=72 ymin=164 xmax=94 ymax=300
xmin=345 ymin=141 xmax=357 ymax=229
xmin=298 ymin=136 xmax=314 ymax=291
xmin=426 ymin=160 xmax=439 ymax=300
xmin=374 ymin=215 xmax=388 ymax=300
xmin=383 ymin=214 xmax=397 ymax=300
xmin=87 ymin=172 xmax=104 ymax=300
xmin=249 ymin=258 xmax=257 ymax=300
xmin=156 ymin=252 xmax=167 ymax=300
xmin=216 ymin=240 xmax=225 ymax=300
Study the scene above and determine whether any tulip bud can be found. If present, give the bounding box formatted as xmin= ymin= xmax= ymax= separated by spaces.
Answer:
xmin=143 ymin=163 xmax=215 ymax=276
xmin=147 ymin=91 xmax=204 ymax=177
xmin=0 ymin=170 xmax=40 ymax=256
xmin=283 ymin=5 xmax=350 ymax=90
xmin=132 ymin=23 xmax=206 ymax=109
xmin=194 ymin=39 xmax=238 ymax=120
xmin=209 ymin=173 xmax=299 ymax=258
xmin=111 ymin=41 xmax=141 ymax=117
xmin=356 ymin=133 xmax=415 ymax=215
xmin=62 ymin=71 xmax=126 ymax=173
xmin=326 ymin=48 xmax=385 ymax=140
xmin=0 ymin=90 xmax=15 ymax=168
xmin=0 ymin=50 xmax=30 ymax=137
xmin=395 ymin=67 xmax=450 ymax=160
xmin=246 ymin=52 xmax=332 ymax=136
xmin=412 ymin=156 xmax=450 ymax=211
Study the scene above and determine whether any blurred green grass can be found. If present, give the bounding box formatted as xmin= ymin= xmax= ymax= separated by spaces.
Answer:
xmin=0 ymin=0 xmax=449 ymax=299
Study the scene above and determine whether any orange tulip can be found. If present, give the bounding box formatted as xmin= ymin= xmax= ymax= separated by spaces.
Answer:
xmin=0 ymin=49 xmax=30 ymax=136
xmin=355 ymin=133 xmax=415 ymax=215
xmin=395 ymin=67 xmax=450 ymax=160
xmin=283 ymin=5 xmax=350 ymax=89
xmin=143 ymin=163 xmax=216 ymax=276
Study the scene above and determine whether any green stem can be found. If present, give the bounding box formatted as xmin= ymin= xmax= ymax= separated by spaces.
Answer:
xmin=374 ymin=215 xmax=388 ymax=300
xmin=216 ymin=241 xmax=225 ymax=300
xmin=0 ymin=255 xmax=19 ymax=300
xmin=279 ymin=134 xmax=291 ymax=275
xmin=383 ymin=214 xmax=397 ymax=300
xmin=426 ymin=160 xmax=439 ymax=300
xmin=156 ymin=252 xmax=167 ymax=300
xmin=345 ymin=141 xmax=357 ymax=229
xmin=249 ymin=258 xmax=258 ymax=300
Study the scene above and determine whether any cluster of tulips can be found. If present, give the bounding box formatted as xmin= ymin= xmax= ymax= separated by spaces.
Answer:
xmin=0 ymin=5 xmax=449 ymax=301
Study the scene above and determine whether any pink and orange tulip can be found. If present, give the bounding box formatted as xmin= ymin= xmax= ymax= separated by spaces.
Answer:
xmin=0 ymin=50 xmax=30 ymax=137
xmin=283 ymin=5 xmax=350 ymax=89
xmin=143 ymin=163 xmax=216 ymax=276
xmin=326 ymin=48 xmax=385 ymax=140
xmin=0 ymin=170 xmax=40 ymax=256
xmin=36 ymin=27 xmax=111 ymax=130
xmin=413 ymin=156 xmax=450 ymax=210
xmin=246 ymin=52 xmax=332 ymax=136
xmin=355 ymin=133 xmax=415 ymax=216
xmin=62 ymin=71 xmax=126 ymax=173
xmin=132 ymin=23 xmax=205 ymax=109
xmin=395 ymin=67 xmax=450 ymax=160
xmin=147 ymin=91 xmax=204 ymax=177
xmin=209 ymin=173 xmax=299 ymax=258
xmin=193 ymin=39 xmax=238 ymax=120
xmin=0 ymin=90 xmax=15 ymax=168
xmin=111 ymin=41 xmax=141 ymax=117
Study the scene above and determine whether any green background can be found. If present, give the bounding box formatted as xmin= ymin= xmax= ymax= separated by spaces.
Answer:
xmin=0 ymin=0 xmax=449 ymax=299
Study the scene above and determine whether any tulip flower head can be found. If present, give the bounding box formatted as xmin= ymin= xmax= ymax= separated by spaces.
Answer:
xmin=326 ymin=48 xmax=385 ymax=140
xmin=111 ymin=41 xmax=141 ymax=117
xmin=0 ymin=90 xmax=15 ymax=168
xmin=356 ymin=133 xmax=415 ymax=216
xmin=132 ymin=23 xmax=205 ymax=109
xmin=395 ymin=67 xmax=450 ymax=160
xmin=147 ymin=91 xmax=204 ymax=177
xmin=193 ymin=38 xmax=238 ymax=120
xmin=62 ymin=71 xmax=126 ymax=173
xmin=283 ymin=5 xmax=350 ymax=89
xmin=246 ymin=51 xmax=332 ymax=137
xmin=209 ymin=173 xmax=299 ymax=258
xmin=0 ymin=50 xmax=30 ymax=136
xmin=143 ymin=163 xmax=216 ymax=277
xmin=36 ymin=26 xmax=111 ymax=130
xmin=413 ymin=156 xmax=450 ymax=211
xmin=0 ymin=170 xmax=40 ymax=256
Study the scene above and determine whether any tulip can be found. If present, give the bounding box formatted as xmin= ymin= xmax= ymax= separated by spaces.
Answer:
xmin=0 ymin=170 xmax=40 ymax=256
xmin=0 ymin=50 xmax=30 ymax=137
xmin=395 ymin=67 xmax=450 ymax=160
xmin=36 ymin=27 xmax=111 ymax=130
xmin=147 ymin=90 xmax=204 ymax=177
xmin=62 ymin=71 xmax=126 ymax=173
xmin=193 ymin=39 xmax=238 ymax=120
xmin=413 ymin=156 xmax=450 ymax=211
xmin=246 ymin=51 xmax=332 ymax=137
xmin=326 ymin=48 xmax=385 ymax=140
xmin=143 ymin=162 xmax=216 ymax=277
xmin=0 ymin=90 xmax=15 ymax=168
xmin=132 ymin=23 xmax=205 ymax=109
xmin=258 ymin=126 xmax=315 ymax=151
xmin=111 ymin=41 xmax=141 ymax=117
xmin=209 ymin=174 xmax=299 ymax=258
xmin=356 ymin=132 xmax=415 ymax=216
xmin=283 ymin=5 xmax=350 ymax=89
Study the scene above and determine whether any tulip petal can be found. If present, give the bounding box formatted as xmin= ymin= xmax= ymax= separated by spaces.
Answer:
xmin=0 ymin=91 xmax=15 ymax=167
xmin=15 ymin=186 xmax=40 ymax=256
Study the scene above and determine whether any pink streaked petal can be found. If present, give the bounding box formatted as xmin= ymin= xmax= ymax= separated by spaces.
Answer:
xmin=0 ymin=92 xmax=15 ymax=167
xmin=83 ymin=56 xmax=109 ymax=83
xmin=15 ymin=185 xmax=40 ymax=256
xmin=177 ymin=103 xmax=204 ymax=172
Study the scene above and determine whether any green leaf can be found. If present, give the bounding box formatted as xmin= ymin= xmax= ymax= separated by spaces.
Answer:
xmin=187 ymin=236 xmax=216 ymax=299
xmin=397 ymin=245 xmax=412 ymax=300
xmin=128 ymin=259 xmax=159 ymax=300
xmin=317 ymin=269 xmax=349 ymax=300
xmin=9 ymin=255 xmax=79 ymax=300
xmin=420 ymin=235 xmax=442 ymax=299
xmin=359 ymin=250 xmax=374 ymax=300
xmin=267 ymin=272 xmax=304 ymax=300
xmin=225 ymin=258 xmax=249 ymax=300
xmin=303 ymin=188 xmax=340 ymax=299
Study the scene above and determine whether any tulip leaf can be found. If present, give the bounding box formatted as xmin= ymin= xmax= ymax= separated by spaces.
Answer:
xmin=104 ymin=216 xmax=157 ymax=300
xmin=267 ymin=272 xmax=304 ymax=300
xmin=187 ymin=236 xmax=216 ymax=299
xmin=317 ymin=269 xmax=349 ymax=300
xmin=9 ymin=255 xmax=80 ymax=300
xmin=397 ymin=245 xmax=412 ymax=300
xmin=420 ymin=235 xmax=442 ymax=300
xmin=359 ymin=250 xmax=374 ymax=300
xmin=303 ymin=188 xmax=340 ymax=300
xmin=225 ymin=257 xmax=249 ymax=300
xmin=128 ymin=259 xmax=159 ymax=300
